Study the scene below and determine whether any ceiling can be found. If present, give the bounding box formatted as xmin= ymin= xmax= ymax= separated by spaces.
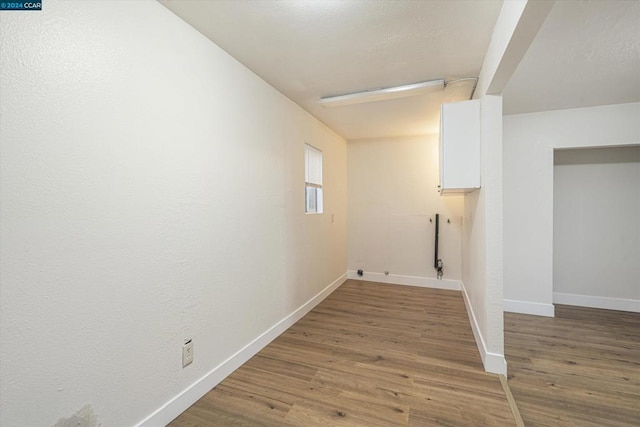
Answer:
xmin=159 ymin=0 xmax=503 ymax=140
xmin=503 ymin=0 xmax=640 ymax=115
xmin=159 ymin=0 xmax=640 ymax=140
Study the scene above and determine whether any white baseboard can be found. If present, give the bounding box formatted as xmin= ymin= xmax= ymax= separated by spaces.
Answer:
xmin=136 ymin=272 xmax=348 ymax=427
xmin=554 ymin=292 xmax=640 ymax=313
xmin=461 ymin=284 xmax=507 ymax=375
xmin=504 ymin=299 xmax=555 ymax=317
xmin=346 ymin=270 xmax=462 ymax=291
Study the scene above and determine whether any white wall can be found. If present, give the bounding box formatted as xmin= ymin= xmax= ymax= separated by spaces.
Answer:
xmin=0 ymin=1 xmax=347 ymax=426
xmin=458 ymin=0 xmax=553 ymax=375
xmin=461 ymin=95 xmax=505 ymax=374
xmin=553 ymin=147 xmax=640 ymax=311
xmin=347 ymin=136 xmax=463 ymax=288
xmin=503 ymin=103 xmax=640 ymax=316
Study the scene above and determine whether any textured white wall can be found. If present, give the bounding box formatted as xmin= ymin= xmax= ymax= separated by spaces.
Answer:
xmin=554 ymin=147 xmax=640 ymax=301
xmin=462 ymin=96 xmax=504 ymax=372
xmin=503 ymin=103 xmax=640 ymax=312
xmin=347 ymin=135 xmax=463 ymax=281
xmin=460 ymin=0 xmax=548 ymax=374
xmin=0 ymin=1 xmax=346 ymax=426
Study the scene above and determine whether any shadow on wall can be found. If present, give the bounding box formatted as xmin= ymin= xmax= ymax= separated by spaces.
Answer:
xmin=553 ymin=145 xmax=640 ymax=310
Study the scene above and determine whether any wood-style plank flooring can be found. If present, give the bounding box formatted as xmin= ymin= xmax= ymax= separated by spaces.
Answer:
xmin=505 ymin=305 xmax=640 ymax=427
xmin=170 ymin=280 xmax=516 ymax=426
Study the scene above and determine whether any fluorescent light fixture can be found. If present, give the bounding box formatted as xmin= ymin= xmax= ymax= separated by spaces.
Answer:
xmin=319 ymin=79 xmax=444 ymax=108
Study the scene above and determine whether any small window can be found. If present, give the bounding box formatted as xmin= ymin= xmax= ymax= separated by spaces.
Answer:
xmin=305 ymin=143 xmax=323 ymax=213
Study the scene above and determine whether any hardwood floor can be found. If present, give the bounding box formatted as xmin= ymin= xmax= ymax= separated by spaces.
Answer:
xmin=169 ymin=280 xmax=517 ymax=426
xmin=505 ymin=305 xmax=640 ymax=427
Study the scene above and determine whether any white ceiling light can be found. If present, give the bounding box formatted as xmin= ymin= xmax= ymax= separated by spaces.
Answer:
xmin=318 ymin=79 xmax=445 ymax=108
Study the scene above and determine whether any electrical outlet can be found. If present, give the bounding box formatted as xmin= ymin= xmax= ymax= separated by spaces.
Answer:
xmin=182 ymin=339 xmax=193 ymax=368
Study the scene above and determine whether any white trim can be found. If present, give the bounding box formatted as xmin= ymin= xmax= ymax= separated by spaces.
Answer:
xmin=553 ymin=292 xmax=640 ymax=313
xmin=461 ymin=284 xmax=507 ymax=375
xmin=504 ymin=299 xmax=555 ymax=317
xmin=136 ymin=272 xmax=348 ymax=427
xmin=346 ymin=270 xmax=461 ymax=291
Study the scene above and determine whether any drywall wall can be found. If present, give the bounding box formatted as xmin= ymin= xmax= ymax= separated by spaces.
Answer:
xmin=461 ymin=95 xmax=505 ymax=374
xmin=0 ymin=1 xmax=347 ymax=426
xmin=459 ymin=0 xmax=551 ymax=375
xmin=503 ymin=103 xmax=640 ymax=315
xmin=554 ymin=147 xmax=640 ymax=311
xmin=347 ymin=135 xmax=463 ymax=287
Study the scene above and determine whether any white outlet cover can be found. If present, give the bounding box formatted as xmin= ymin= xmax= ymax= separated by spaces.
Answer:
xmin=182 ymin=340 xmax=193 ymax=368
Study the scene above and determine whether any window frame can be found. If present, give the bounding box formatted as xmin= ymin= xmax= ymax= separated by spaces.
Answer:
xmin=304 ymin=143 xmax=323 ymax=214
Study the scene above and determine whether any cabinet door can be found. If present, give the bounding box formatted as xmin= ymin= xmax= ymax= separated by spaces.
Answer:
xmin=440 ymin=100 xmax=480 ymax=193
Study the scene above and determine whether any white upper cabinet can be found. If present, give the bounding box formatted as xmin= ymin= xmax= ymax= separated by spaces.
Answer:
xmin=439 ymin=99 xmax=481 ymax=194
